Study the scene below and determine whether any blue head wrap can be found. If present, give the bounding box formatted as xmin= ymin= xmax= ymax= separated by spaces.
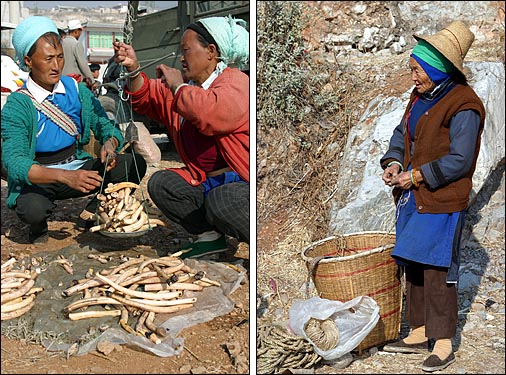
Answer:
xmin=197 ymin=16 xmax=249 ymax=69
xmin=411 ymin=54 xmax=451 ymax=85
xmin=12 ymin=16 xmax=59 ymax=72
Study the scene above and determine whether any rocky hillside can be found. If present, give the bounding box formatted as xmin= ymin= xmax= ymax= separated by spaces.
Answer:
xmin=256 ymin=1 xmax=505 ymax=374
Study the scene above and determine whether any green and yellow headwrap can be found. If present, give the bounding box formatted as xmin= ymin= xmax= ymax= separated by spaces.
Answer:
xmin=411 ymin=39 xmax=455 ymax=73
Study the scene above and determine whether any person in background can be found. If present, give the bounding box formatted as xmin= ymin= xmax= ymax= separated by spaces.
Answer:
xmin=1 ymin=54 xmax=28 ymax=94
xmin=57 ymin=28 xmax=67 ymax=39
xmin=1 ymin=54 xmax=28 ymax=180
xmin=1 ymin=16 xmax=147 ymax=244
xmin=103 ymin=55 xmax=122 ymax=82
xmin=380 ymin=21 xmax=485 ymax=372
xmin=113 ymin=16 xmax=249 ymax=258
xmin=89 ymin=63 xmax=101 ymax=81
xmin=62 ymin=19 xmax=94 ymax=87
xmin=89 ymin=62 xmax=101 ymax=96
xmin=100 ymin=55 xmax=132 ymax=121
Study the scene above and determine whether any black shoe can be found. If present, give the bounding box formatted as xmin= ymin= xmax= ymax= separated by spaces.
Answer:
xmin=29 ymin=222 xmax=49 ymax=244
xmin=76 ymin=217 xmax=96 ymax=231
xmin=422 ymin=352 xmax=455 ymax=372
xmin=29 ymin=231 xmax=49 ymax=244
xmin=383 ymin=339 xmax=428 ymax=354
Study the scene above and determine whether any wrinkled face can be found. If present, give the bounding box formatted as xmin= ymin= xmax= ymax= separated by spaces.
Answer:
xmin=179 ymin=29 xmax=217 ymax=86
xmin=409 ymin=57 xmax=435 ymax=94
xmin=25 ymin=36 xmax=64 ymax=91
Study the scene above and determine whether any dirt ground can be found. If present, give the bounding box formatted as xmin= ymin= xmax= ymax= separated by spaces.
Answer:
xmin=1 ymin=145 xmax=250 ymax=374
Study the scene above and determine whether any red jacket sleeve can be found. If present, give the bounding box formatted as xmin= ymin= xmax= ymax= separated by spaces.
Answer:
xmin=126 ymin=68 xmax=250 ymax=183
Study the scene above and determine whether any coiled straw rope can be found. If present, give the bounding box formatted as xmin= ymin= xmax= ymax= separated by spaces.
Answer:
xmin=257 ymin=324 xmax=321 ymax=374
xmin=304 ymin=317 xmax=340 ymax=351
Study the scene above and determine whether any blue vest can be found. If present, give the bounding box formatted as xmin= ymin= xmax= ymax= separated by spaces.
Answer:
xmin=34 ymin=76 xmax=82 ymax=152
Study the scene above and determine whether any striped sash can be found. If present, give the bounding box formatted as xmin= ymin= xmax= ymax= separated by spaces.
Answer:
xmin=19 ymin=89 xmax=78 ymax=137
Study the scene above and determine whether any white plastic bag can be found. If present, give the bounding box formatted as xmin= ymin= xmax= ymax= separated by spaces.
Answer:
xmin=120 ymin=121 xmax=161 ymax=164
xmin=288 ymin=295 xmax=380 ymax=360
xmin=133 ymin=121 xmax=161 ymax=164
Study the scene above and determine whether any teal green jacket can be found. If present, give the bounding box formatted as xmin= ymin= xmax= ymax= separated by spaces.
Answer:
xmin=1 ymin=82 xmax=124 ymax=209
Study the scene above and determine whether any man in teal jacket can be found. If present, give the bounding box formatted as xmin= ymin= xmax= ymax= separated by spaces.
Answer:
xmin=1 ymin=16 xmax=146 ymax=244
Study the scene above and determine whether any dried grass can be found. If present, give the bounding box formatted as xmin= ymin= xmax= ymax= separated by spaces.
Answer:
xmin=256 ymin=2 xmax=389 ymax=315
xmin=257 ymin=2 xmax=370 ymax=246
xmin=1 ymin=317 xmax=67 ymax=351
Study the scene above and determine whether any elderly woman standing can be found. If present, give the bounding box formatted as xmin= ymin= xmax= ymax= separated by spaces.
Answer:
xmin=113 ymin=16 xmax=249 ymax=258
xmin=1 ymin=16 xmax=146 ymax=244
xmin=380 ymin=21 xmax=485 ymax=372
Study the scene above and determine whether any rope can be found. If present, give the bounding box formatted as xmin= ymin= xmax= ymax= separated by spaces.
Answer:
xmin=123 ymin=2 xmax=137 ymax=45
xmin=98 ymin=152 xmax=110 ymax=195
xmin=304 ymin=318 xmax=340 ymax=351
xmin=257 ymin=324 xmax=321 ymax=374
xmin=129 ymin=147 xmax=154 ymax=230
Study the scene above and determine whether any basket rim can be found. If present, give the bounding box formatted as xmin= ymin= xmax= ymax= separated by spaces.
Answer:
xmin=301 ymin=231 xmax=396 ymax=263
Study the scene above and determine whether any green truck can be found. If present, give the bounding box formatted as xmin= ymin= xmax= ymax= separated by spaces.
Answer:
xmin=99 ymin=1 xmax=250 ymax=133
xmin=130 ymin=0 xmax=250 ymax=77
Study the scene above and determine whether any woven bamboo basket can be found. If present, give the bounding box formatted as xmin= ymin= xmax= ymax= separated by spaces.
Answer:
xmin=301 ymin=231 xmax=402 ymax=354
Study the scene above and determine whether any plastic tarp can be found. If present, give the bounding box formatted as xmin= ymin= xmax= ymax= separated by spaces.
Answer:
xmin=1 ymin=244 xmax=248 ymax=357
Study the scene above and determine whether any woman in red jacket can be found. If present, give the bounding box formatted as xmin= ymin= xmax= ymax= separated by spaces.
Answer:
xmin=114 ymin=16 xmax=249 ymax=258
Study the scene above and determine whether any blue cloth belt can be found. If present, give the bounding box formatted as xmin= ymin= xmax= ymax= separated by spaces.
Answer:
xmin=202 ymin=171 xmax=245 ymax=196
